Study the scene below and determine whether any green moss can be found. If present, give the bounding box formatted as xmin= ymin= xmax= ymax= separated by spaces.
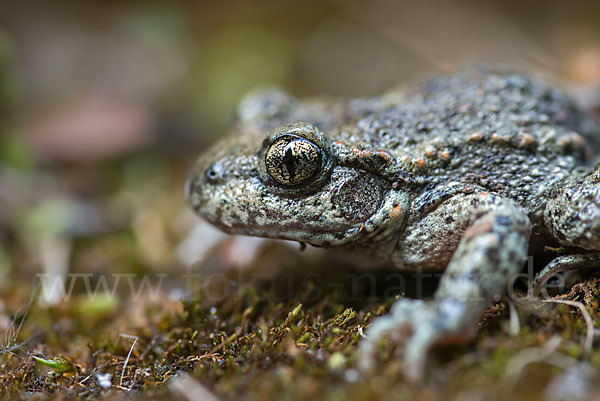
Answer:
xmin=4 ymin=264 xmax=600 ymax=401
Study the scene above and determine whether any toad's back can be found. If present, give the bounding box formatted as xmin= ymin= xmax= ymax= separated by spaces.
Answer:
xmin=322 ymin=71 xmax=600 ymax=219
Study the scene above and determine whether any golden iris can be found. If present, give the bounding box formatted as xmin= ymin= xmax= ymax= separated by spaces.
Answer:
xmin=265 ymin=136 xmax=322 ymax=186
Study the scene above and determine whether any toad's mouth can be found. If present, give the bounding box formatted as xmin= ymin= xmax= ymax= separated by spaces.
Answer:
xmin=188 ymin=171 xmax=411 ymax=248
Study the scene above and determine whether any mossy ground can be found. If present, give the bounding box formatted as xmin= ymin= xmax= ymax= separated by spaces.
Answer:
xmin=2 ymin=245 xmax=600 ymax=401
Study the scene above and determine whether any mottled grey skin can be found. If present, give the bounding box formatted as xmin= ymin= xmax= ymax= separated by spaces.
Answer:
xmin=186 ymin=68 xmax=600 ymax=381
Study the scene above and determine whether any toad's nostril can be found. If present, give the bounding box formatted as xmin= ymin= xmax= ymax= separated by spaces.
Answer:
xmin=205 ymin=162 xmax=225 ymax=183
xmin=206 ymin=168 xmax=217 ymax=181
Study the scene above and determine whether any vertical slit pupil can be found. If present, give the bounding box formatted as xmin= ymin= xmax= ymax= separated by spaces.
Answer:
xmin=282 ymin=146 xmax=296 ymax=181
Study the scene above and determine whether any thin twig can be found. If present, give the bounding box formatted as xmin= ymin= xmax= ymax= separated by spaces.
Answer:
xmin=543 ymin=299 xmax=594 ymax=357
xmin=118 ymin=334 xmax=139 ymax=387
xmin=357 ymin=326 xmax=367 ymax=339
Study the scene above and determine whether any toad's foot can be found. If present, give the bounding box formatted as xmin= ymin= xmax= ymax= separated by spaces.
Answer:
xmin=359 ymin=298 xmax=476 ymax=382
xmin=532 ymin=253 xmax=600 ymax=296
xmin=359 ymin=193 xmax=531 ymax=382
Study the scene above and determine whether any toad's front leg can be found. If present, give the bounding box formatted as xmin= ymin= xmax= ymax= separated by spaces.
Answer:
xmin=359 ymin=193 xmax=531 ymax=382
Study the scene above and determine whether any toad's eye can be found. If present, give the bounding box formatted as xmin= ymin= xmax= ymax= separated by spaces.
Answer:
xmin=259 ymin=122 xmax=333 ymax=194
xmin=265 ymin=136 xmax=321 ymax=186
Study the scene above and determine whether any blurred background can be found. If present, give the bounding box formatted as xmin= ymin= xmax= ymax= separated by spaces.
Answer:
xmin=0 ymin=0 xmax=599 ymax=289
